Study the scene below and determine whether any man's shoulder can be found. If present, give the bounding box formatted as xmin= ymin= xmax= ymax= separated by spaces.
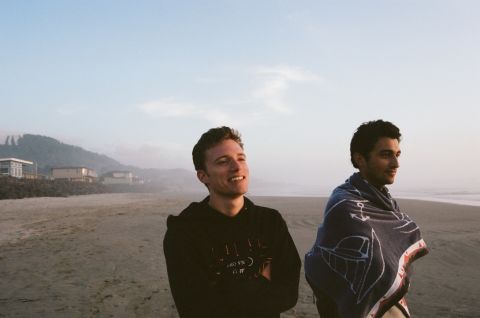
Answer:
xmin=165 ymin=200 xmax=207 ymax=232
xmin=168 ymin=201 xmax=199 ymax=220
xmin=324 ymin=182 xmax=363 ymax=216
xmin=246 ymin=197 xmax=281 ymax=218
xmin=328 ymin=183 xmax=355 ymax=202
xmin=163 ymin=200 xmax=210 ymax=249
xmin=245 ymin=199 xmax=289 ymax=234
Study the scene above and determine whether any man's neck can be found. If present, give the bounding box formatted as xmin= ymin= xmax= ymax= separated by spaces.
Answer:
xmin=208 ymin=194 xmax=245 ymax=217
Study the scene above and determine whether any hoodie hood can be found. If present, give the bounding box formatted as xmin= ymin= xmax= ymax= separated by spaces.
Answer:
xmin=166 ymin=196 xmax=254 ymax=232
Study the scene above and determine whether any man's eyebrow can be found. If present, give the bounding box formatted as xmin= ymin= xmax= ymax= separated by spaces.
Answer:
xmin=214 ymin=153 xmax=246 ymax=161
xmin=379 ymin=149 xmax=401 ymax=154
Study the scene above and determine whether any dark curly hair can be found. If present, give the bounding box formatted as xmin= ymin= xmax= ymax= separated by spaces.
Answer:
xmin=350 ymin=120 xmax=401 ymax=168
xmin=192 ymin=126 xmax=243 ymax=171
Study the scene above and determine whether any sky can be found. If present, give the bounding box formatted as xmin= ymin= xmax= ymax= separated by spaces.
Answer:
xmin=1 ymin=0 xmax=479 ymax=194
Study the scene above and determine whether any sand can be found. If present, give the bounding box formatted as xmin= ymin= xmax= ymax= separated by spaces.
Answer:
xmin=0 ymin=193 xmax=479 ymax=318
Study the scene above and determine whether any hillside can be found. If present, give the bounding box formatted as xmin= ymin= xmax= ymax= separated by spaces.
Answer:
xmin=0 ymin=134 xmax=125 ymax=175
xmin=0 ymin=134 xmax=200 ymax=193
xmin=0 ymin=133 xmax=306 ymax=196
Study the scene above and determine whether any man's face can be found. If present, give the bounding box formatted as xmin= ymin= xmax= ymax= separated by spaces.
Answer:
xmin=356 ymin=137 xmax=401 ymax=189
xmin=197 ymin=139 xmax=249 ymax=198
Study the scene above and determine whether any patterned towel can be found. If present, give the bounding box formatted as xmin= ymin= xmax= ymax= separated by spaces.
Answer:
xmin=305 ymin=173 xmax=428 ymax=318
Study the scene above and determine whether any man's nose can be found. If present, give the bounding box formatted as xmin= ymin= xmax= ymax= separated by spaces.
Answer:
xmin=391 ymin=156 xmax=400 ymax=168
xmin=230 ymin=159 xmax=241 ymax=170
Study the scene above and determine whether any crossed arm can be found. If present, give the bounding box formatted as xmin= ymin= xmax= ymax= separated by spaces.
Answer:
xmin=163 ymin=220 xmax=301 ymax=317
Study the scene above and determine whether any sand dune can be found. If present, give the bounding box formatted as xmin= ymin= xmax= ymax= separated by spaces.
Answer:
xmin=0 ymin=193 xmax=479 ymax=317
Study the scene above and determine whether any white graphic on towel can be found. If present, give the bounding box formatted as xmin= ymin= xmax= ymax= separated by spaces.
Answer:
xmin=389 ymin=210 xmax=419 ymax=234
xmin=319 ymin=229 xmax=385 ymax=304
xmin=348 ymin=198 xmax=419 ymax=234
xmin=349 ymin=200 xmax=370 ymax=222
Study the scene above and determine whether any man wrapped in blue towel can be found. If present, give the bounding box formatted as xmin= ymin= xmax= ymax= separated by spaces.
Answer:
xmin=305 ymin=120 xmax=428 ymax=318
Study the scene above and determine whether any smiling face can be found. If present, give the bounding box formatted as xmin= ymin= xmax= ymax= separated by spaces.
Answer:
xmin=197 ymin=139 xmax=249 ymax=199
xmin=354 ymin=137 xmax=401 ymax=189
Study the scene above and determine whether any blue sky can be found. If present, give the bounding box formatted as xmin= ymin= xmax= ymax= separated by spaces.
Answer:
xmin=1 ymin=0 xmax=479 ymax=192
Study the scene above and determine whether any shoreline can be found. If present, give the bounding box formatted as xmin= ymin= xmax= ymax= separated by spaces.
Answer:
xmin=251 ymin=193 xmax=480 ymax=207
xmin=2 ymin=191 xmax=480 ymax=207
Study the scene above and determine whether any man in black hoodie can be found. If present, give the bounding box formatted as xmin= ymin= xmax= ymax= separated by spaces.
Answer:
xmin=163 ymin=126 xmax=301 ymax=318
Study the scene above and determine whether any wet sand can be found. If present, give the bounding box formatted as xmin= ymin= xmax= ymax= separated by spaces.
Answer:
xmin=0 ymin=193 xmax=479 ymax=317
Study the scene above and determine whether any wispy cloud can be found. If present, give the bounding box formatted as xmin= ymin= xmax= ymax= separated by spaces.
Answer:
xmin=252 ymin=65 xmax=323 ymax=113
xmin=140 ymin=98 xmax=198 ymax=118
xmin=139 ymin=98 xmax=233 ymax=125
xmin=138 ymin=65 xmax=323 ymax=126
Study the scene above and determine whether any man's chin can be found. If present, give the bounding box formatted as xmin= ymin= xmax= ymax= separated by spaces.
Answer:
xmin=221 ymin=189 xmax=248 ymax=198
xmin=235 ymin=188 xmax=248 ymax=196
xmin=232 ymin=184 xmax=249 ymax=195
xmin=384 ymin=177 xmax=395 ymax=185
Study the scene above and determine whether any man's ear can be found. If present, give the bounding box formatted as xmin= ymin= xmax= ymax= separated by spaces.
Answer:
xmin=353 ymin=152 xmax=367 ymax=169
xmin=197 ymin=169 xmax=208 ymax=185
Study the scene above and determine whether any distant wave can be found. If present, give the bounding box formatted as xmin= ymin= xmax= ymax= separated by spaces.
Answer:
xmin=252 ymin=190 xmax=480 ymax=207
xmin=395 ymin=194 xmax=480 ymax=207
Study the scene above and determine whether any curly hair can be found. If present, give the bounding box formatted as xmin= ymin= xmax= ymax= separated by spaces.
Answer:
xmin=192 ymin=126 xmax=243 ymax=171
xmin=350 ymin=120 xmax=401 ymax=168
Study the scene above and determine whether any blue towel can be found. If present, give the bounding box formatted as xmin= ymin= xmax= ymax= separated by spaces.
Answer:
xmin=305 ymin=173 xmax=428 ymax=318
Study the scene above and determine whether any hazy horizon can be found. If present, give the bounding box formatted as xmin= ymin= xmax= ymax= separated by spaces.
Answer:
xmin=1 ymin=131 xmax=479 ymax=200
xmin=1 ymin=1 xmax=479 ymax=194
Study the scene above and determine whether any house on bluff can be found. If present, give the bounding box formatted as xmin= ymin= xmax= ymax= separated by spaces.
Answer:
xmin=0 ymin=158 xmax=34 ymax=178
xmin=51 ymin=166 xmax=98 ymax=183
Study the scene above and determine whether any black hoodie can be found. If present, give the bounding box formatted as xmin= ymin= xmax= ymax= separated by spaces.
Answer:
xmin=163 ymin=196 xmax=301 ymax=318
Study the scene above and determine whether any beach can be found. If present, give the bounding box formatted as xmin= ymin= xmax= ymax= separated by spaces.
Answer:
xmin=0 ymin=193 xmax=479 ymax=318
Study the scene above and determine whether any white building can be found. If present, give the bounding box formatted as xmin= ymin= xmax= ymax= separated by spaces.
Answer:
xmin=51 ymin=167 xmax=98 ymax=183
xmin=102 ymin=171 xmax=134 ymax=185
xmin=0 ymin=158 xmax=33 ymax=178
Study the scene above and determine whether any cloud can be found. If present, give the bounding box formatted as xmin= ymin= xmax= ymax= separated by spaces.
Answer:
xmin=252 ymin=65 xmax=323 ymax=113
xmin=139 ymin=98 xmax=233 ymax=125
xmin=139 ymin=98 xmax=198 ymax=117
xmin=138 ymin=65 xmax=323 ymax=126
